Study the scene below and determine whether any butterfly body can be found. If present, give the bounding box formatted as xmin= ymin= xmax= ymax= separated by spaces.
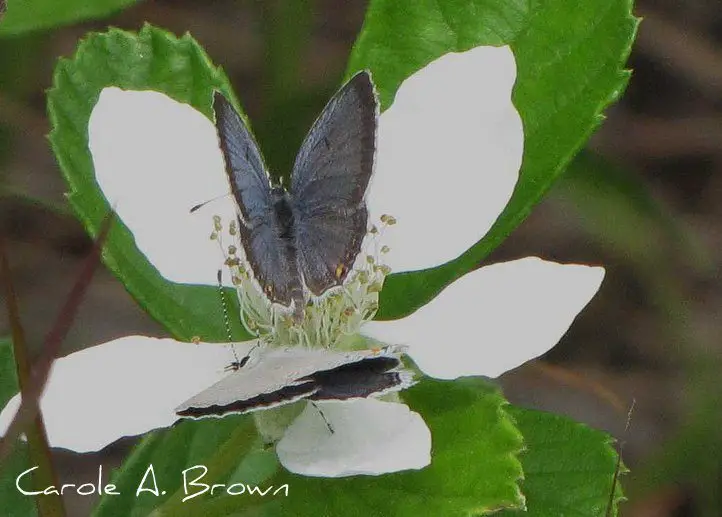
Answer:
xmin=214 ymin=72 xmax=378 ymax=320
xmin=269 ymin=187 xmax=294 ymax=241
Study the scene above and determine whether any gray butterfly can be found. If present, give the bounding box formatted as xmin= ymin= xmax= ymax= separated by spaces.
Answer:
xmin=175 ymin=346 xmax=414 ymax=418
xmin=213 ymin=72 xmax=377 ymax=319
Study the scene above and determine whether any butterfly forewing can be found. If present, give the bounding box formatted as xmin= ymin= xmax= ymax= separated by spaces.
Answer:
xmin=290 ymin=71 xmax=377 ymax=295
xmin=213 ymin=92 xmax=270 ymax=223
xmin=214 ymin=93 xmax=303 ymax=307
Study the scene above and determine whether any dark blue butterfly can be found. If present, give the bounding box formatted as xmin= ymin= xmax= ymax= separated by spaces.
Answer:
xmin=213 ymin=72 xmax=377 ymax=320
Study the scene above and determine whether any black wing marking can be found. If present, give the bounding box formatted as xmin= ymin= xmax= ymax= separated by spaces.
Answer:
xmin=214 ymin=92 xmax=302 ymax=307
xmin=289 ymin=72 xmax=377 ymax=296
xmin=305 ymin=356 xmax=408 ymax=401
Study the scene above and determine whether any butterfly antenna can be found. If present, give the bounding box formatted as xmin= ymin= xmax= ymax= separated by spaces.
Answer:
xmin=217 ymin=269 xmax=242 ymax=367
xmin=605 ymin=398 xmax=635 ymax=517
xmin=190 ymin=193 xmax=230 ymax=214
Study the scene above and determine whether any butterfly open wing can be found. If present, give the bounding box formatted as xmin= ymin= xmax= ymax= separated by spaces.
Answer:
xmin=214 ymin=92 xmax=303 ymax=307
xmin=290 ymin=72 xmax=378 ymax=296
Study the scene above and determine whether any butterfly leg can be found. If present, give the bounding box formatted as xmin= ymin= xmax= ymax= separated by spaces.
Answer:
xmin=310 ymin=402 xmax=335 ymax=435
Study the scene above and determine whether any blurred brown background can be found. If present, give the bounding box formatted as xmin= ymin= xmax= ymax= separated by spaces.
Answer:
xmin=0 ymin=1 xmax=720 ymax=515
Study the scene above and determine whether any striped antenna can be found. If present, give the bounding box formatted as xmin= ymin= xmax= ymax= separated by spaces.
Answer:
xmin=189 ymin=193 xmax=230 ymax=213
xmin=217 ymin=269 xmax=243 ymax=368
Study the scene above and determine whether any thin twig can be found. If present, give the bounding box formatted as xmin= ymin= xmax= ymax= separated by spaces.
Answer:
xmin=0 ymin=210 xmax=114 ymax=464
xmin=0 ymin=234 xmax=66 ymax=517
xmin=605 ymin=399 xmax=635 ymax=517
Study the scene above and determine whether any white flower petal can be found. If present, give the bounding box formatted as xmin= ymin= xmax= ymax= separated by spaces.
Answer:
xmin=0 ymin=336 xmax=249 ymax=452
xmin=368 ymin=46 xmax=523 ymax=273
xmin=365 ymin=257 xmax=604 ymax=379
xmin=276 ymin=399 xmax=430 ymax=477
xmin=88 ymin=88 xmax=236 ymax=285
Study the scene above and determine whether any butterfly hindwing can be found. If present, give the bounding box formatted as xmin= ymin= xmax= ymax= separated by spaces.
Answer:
xmin=175 ymin=347 xmax=413 ymax=418
xmin=214 ymin=93 xmax=303 ymax=307
xmin=290 ymin=72 xmax=377 ymax=296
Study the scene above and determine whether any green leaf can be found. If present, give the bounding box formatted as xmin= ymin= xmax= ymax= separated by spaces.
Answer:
xmin=0 ymin=32 xmax=49 ymax=93
xmin=48 ymin=25 xmax=250 ymax=341
xmin=501 ymin=406 xmax=625 ymax=516
xmin=0 ymin=0 xmax=140 ymax=36
xmin=347 ymin=0 xmax=638 ymax=320
xmin=0 ymin=445 xmax=37 ymax=517
xmin=0 ymin=337 xmax=18 ymax=408
xmin=0 ymin=338 xmax=37 ymax=517
xmin=93 ymin=416 xmax=264 ymax=517
xmin=97 ymin=379 xmax=525 ymax=517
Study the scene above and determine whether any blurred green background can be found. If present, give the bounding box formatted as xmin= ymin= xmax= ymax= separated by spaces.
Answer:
xmin=0 ymin=1 xmax=720 ymax=516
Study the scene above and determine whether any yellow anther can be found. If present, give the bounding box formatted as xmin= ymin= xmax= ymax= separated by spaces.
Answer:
xmin=335 ymin=263 xmax=347 ymax=279
xmin=367 ymin=282 xmax=382 ymax=293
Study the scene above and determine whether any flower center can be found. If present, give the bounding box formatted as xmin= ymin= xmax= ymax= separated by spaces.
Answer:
xmin=210 ymin=215 xmax=396 ymax=350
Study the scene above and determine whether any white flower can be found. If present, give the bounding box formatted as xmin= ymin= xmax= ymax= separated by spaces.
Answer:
xmin=0 ymin=46 xmax=604 ymax=477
